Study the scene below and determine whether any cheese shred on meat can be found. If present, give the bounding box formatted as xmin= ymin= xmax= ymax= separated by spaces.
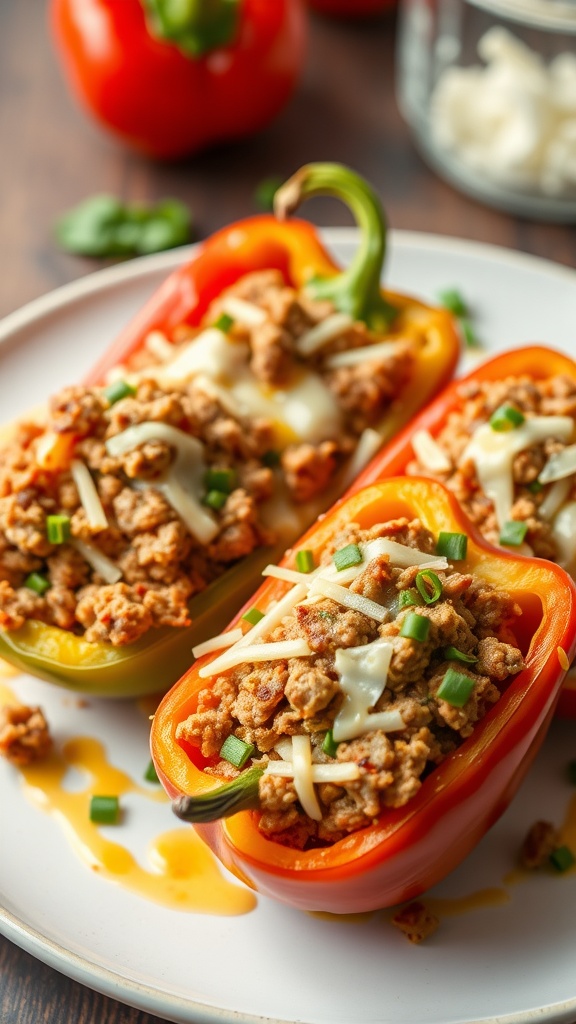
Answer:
xmin=177 ymin=516 xmax=525 ymax=850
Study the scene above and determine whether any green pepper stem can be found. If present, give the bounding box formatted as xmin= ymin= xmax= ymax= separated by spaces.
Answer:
xmin=142 ymin=0 xmax=240 ymax=58
xmin=274 ymin=163 xmax=396 ymax=331
xmin=172 ymin=765 xmax=263 ymax=823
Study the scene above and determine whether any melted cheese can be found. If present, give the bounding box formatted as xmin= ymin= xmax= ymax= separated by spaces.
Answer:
xmin=333 ymin=639 xmax=405 ymax=742
xmin=157 ymin=328 xmax=248 ymax=385
xmin=462 ymin=416 xmax=574 ymax=527
xmin=230 ymin=367 xmax=341 ymax=447
xmin=539 ymin=443 xmax=576 ymax=484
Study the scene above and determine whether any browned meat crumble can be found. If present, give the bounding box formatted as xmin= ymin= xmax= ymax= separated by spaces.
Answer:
xmin=177 ymin=516 xmax=525 ymax=848
xmin=0 ymin=703 xmax=52 ymax=765
xmin=391 ymin=901 xmax=440 ymax=943
xmin=408 ymin=374 xmax=576 ymax=559
xmin=519 ymin=820 xmax=560 ymax=869
xmin=0 ymin=271 xmax=414 ymax=647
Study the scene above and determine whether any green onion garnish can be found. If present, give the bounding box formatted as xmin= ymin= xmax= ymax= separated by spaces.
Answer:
xmin=204 ymin=489 xmax=228 ymax=511
xmin=415 ymin=569 xmax=443 ymax=605
xmin=24 ymin=572 xmax=50 ymax=596
xmin=567 ymin=760 xmax=576 ymax=786
xmin=437 ymin=668 xmax=475 ymax=707
xmin=436 ymin=531 xmax=467 ymax=560
xmin=46 ymin=514 xmax=71 ymax=545
xmin=144 ymin=760 xmax=161 ymax=784
xmin=489 ymin=404 xmax=525 ymax=432
xmin=296 ymin=549 xmax=315 ymax=574
xmin=460 ymin=317 xmax=481 ymax=349
xmin=322 ymin=729 xmax=339 ymax=758
xmin=213 ymin=312 xmax=235 ymax=333
xmin=204 ymin=468 xmax=237 ymax=494
xmin=219 ymin=735 xmax=255 ymax=769
xmin=262 ymin=449 xmax=281 ymax=468
xmin=333 ymin=543 xmax=363 ymax=571
xmin=549 ymin=845 xmax=576 ymax=872
xmin=444 ymin=646 xmax=478 ymax=665
xmin=242 ymin=607 xmax=265 ymax=626
xmin=499 ymin=520 xmax=528 ymax=547
xmin=90 ymin=795 xmax=120 ymax=824
xmin=399 ymin=612 xmax=430 ymax=643
xmin=528 ymin=479 xmax=544 ymax=495
xmin=103 ymin=379 xmax=137 ymax=405
xmin=398 ymin=588 xmax=422 ymax=609
xmin=438 ymin=288 xmax=468 ymax=318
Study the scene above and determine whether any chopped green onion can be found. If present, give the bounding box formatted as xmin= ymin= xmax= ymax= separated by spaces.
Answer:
xmin=460 ymin=317 xmax=481 ymax=349
xmin=398 ymin=588 xmax=422 ymax=609
xmin=438 ymin=288 xmax=468 ymax=318
xmin=399 ymin=612 xmax=430 ymax=642
xmin=444 ymin=646 xmax=478 ymax=665
xmin=499 ymin=520 xmax=528 ymax=547
xmin=103 ymin=379 xmax=137 ymax=405
xmin=489 ymin=404 xmax=525 ymax=432
xmin=262 ymin=449 xmax=280 ymax=468
xmin=296 ymin=549 xmax=315 ymax=574
xmin=436 ymin=531 xmax=467 ymax=560
xmin=204 ymin=468 xmax=237 ymax=494
xmin=528 ymin=479 xmax=544 ymax=495
xmin=24 ymin=572 xmax=50 ymax=596
xmin=437 ymin=667 xmax=475 ymax=707
xmin=415 ymin=569 xmax=443 ymax=605
xmin=254 ymin=175 xmax=284 ymax=212
xmin=144 ymin=760 xmax=161 ymax=784
xmin=322 ymin=729 xmax=339 ymax=758
xmin=90 ymin=795 xmax=120 ymax=824
xmin=333 ymin=543 xmax=363 ymax=571
xmin=242 ymin=607 xmax=265 ymax=626
xmin=46 ymin=514 xmax=71 ymax=545
xmin=549 ymin=845 xmax=575 ymax=872
xmin=567 ymin=760 xmax=576 ymax=786
xmin=219 ymin=734 xmax=255 ymax=769
xmin=213 ymin=312 xmax=235 ymax=333
xmin=204 ymin=489 xmax=228 ymax=511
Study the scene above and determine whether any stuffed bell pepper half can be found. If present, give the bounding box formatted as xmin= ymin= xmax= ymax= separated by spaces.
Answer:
xmin=0 ymin=164 xmax=459 ymax=697
xmin=355 ymin=345 xmax=576 ymax=715
xmin=150 ymin=477 xmax=576 ymax=913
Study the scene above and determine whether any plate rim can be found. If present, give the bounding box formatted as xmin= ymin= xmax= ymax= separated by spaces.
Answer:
xmin=2 ymin=228 xmax=576 ymax=1024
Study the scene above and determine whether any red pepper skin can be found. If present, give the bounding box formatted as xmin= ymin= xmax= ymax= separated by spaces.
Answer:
xmin=86 ymin=213 xmax=460 ymax=430
xmin=50 ymin=0 xmax=307 ymax=159
xmin=352 ymin=345 xmax=576 ymax=718
xmin=151 ymin=477 xmax=576 ymax=914
xmin=309 ymin=0 xmax=396 ymax=15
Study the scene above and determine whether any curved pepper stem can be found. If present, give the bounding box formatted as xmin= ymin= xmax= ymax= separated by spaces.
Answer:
xmin=172 ymin=765 xmax=263 ymax=822
xmin=274 ymin=163 xmax=397 ymax=331
xmin=142 ymin=0 xmax=240 ymax=58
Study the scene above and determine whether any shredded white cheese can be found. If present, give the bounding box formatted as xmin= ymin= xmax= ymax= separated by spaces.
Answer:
xmin=265 ymin=760 xmax=360 ymax=783
xmin=105 ymin=421 xmax=218 ymax=545
xmin=539 ymin=444 xmax=576 ymax=484
xmin=290 ymin=735 xmax=322 ymax=821
xmin=70 ymin=459 xmax=108 ymax=531
xmin=412 ymin=429 xmax=452 ymax=473
xmin=295 ymin=312 xmax=354 ymax=357
xmin=234 ymin=584 xmax=308 ymax=649
xmin=339 ymin=428 xmax=383 ymax=490
xmin=197 ymin=637 xmax=312 ymax=679
xmin=71 ymin=538 xmax=122 ymax=585
xmin=144 ymin=330 xmax=174 ymax=361
xmin=192 ymin=628 xmax=244 ymax=660
xmin=540 ymin=478 xmax=572 ymax=520
xmin=220 ymin=296 xmax=267 ymax=326
xmin=156 ymin=329 xmax=248 ymax=386
xmin=325 ymin=339 xmax=402 ymax=370
xmin=551 ymin=501 xmax=576 ymax=572
xmin=333 ymin=639 xmax=405 ymax=742
xmin=308 ymin=577 xmax=389 ymax=622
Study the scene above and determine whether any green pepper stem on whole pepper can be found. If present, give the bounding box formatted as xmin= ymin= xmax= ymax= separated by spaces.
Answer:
xmin=142 ymin=0 xmax=240 ymax=57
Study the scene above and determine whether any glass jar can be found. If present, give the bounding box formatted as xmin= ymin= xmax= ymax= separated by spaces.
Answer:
xmin=396 ymin=0 xmax=576 ymax=220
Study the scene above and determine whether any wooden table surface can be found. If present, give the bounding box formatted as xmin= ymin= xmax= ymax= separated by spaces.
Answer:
xmin=1 ymin=2 xmax=575 ymax=1023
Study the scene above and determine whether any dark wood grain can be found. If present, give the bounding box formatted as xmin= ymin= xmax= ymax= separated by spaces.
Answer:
xmin=1 ymin=1 xmax=575 ymax=1022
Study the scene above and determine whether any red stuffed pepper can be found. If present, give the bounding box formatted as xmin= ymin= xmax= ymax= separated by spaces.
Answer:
xmin=151 ymin=477 xmax=576 ymax=913
xmin=354 ymin=345 xmax=576 ymax=716
xmin=51 ymin=0 xmax=307 ymax=159
xmin=0 ymin=165 xmax=459 ymax=696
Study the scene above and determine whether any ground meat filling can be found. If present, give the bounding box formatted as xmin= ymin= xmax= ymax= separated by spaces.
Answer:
xmin=176 ymin=516 xmax=525 ymax=849
xmin=0 ymin=703 xmax=52 ymax=765
xmin=0 ymin=271 xmax=414 ymax=647
xmin=408 ymin=374 xmax=576 ymax=560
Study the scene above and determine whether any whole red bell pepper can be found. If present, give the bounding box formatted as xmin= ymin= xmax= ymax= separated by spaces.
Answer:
xmin=353 ymin=345 xmax=576 ymax=717
xmin=0 ymin=164 xmax=459 ymax=698
xmin=50 ymin=0 xmax=307 ymax=159
xmin=150 ymin=476 xmax=576 ymax=913
xmin=309 ymin=0 xmax=396 ymax=16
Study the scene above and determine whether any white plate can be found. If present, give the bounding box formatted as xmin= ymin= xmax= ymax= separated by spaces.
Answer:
xmin=1 ymin=230 xmax=576 ymax=1024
